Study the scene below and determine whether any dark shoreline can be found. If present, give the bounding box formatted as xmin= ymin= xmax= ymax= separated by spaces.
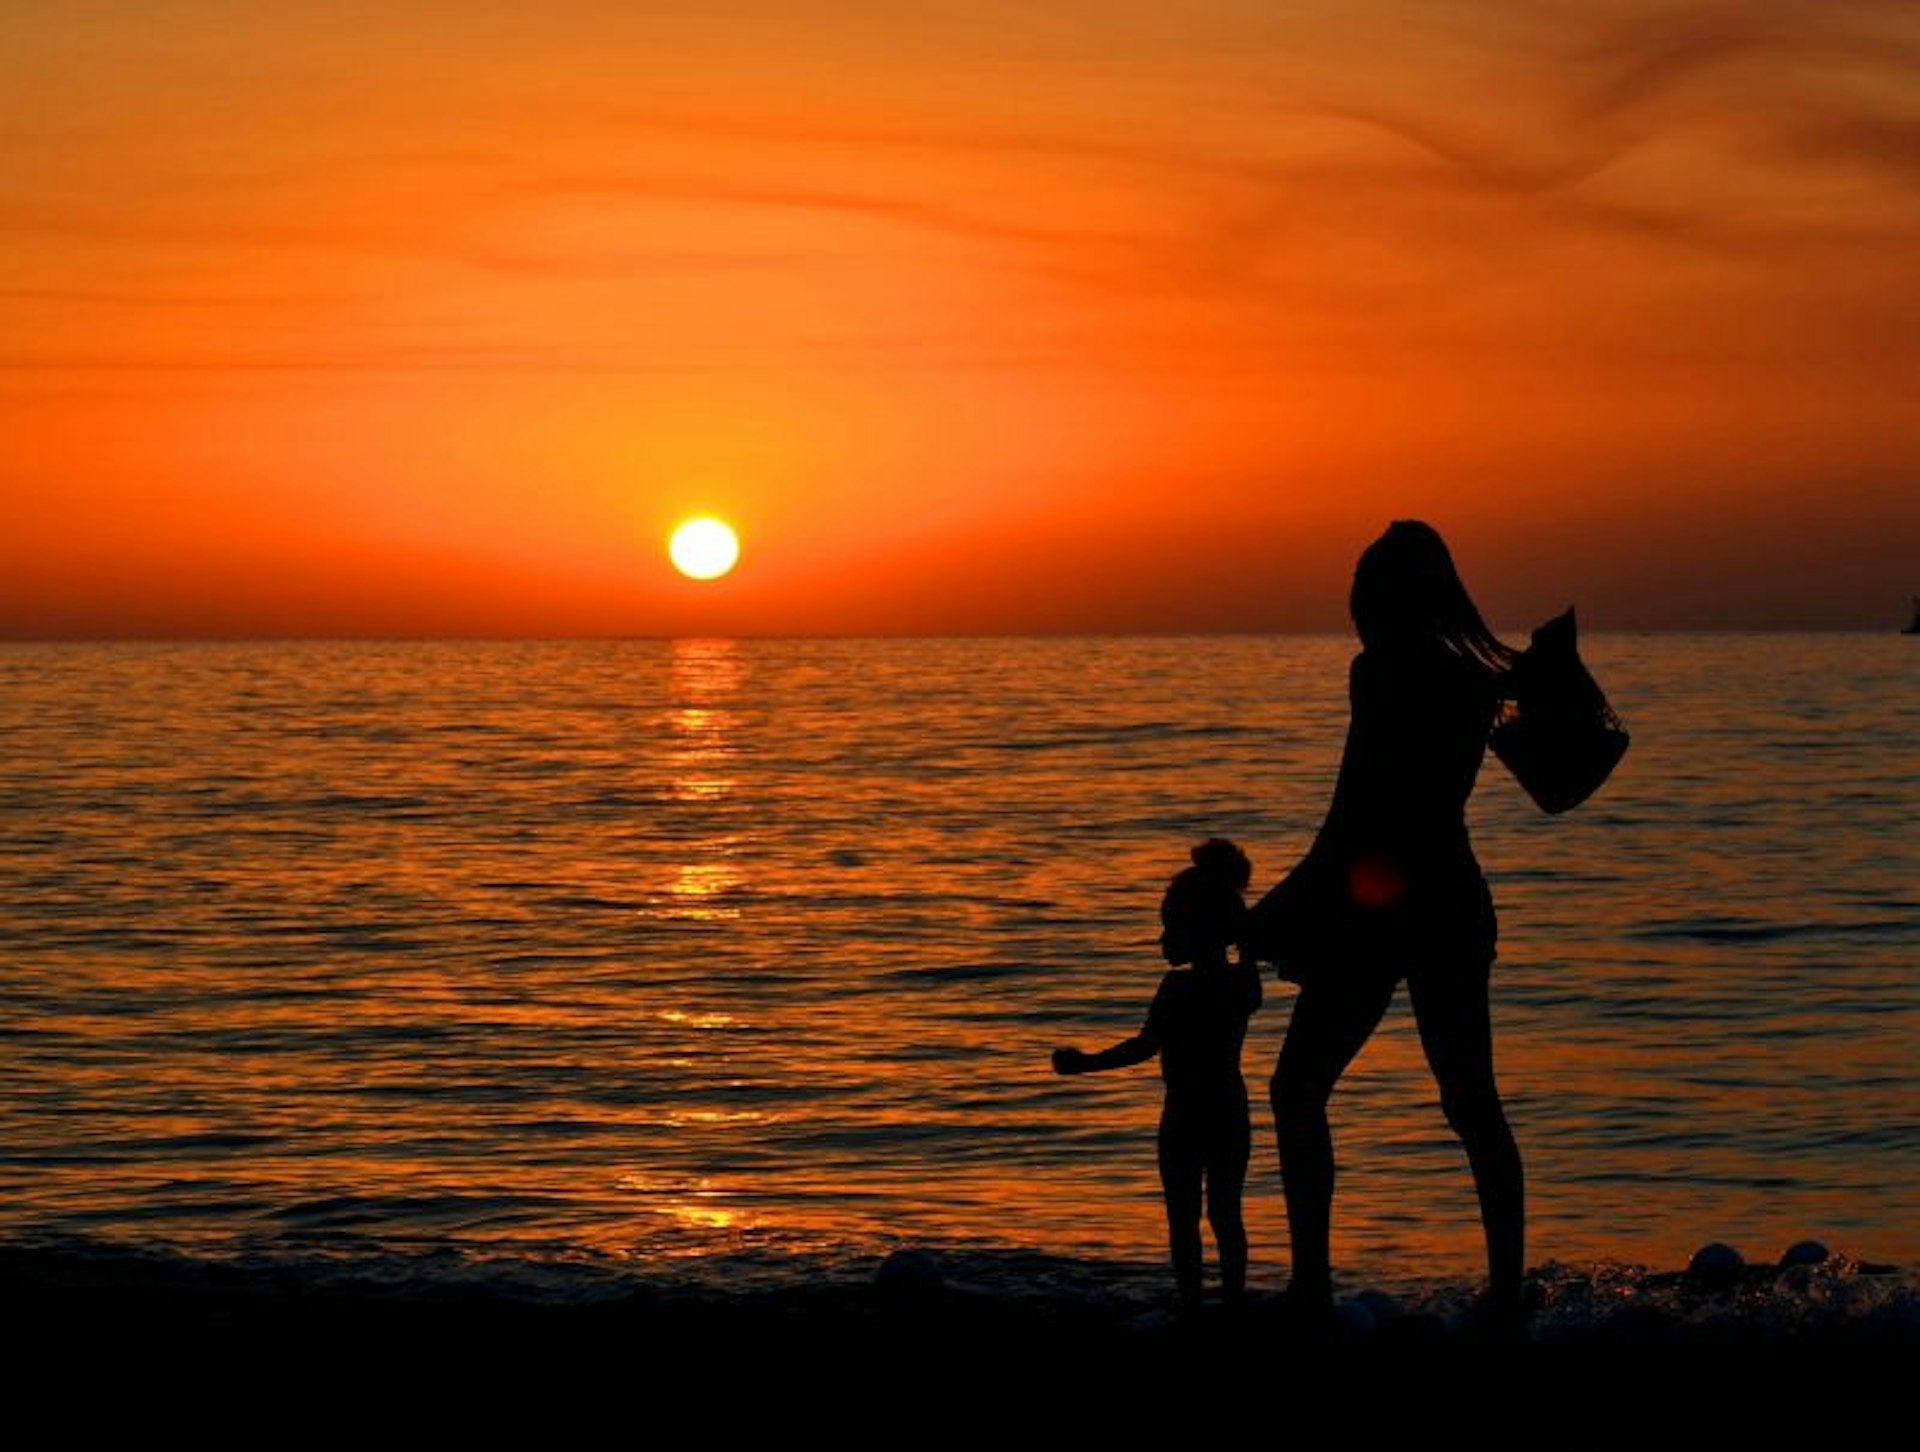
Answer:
xmin=8 ymin=1243 xmax=1915 ymax=1406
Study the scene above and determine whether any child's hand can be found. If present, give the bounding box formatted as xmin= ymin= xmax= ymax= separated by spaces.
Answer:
xmin=1052 ymin=1047 xmax=1088 ymax=1075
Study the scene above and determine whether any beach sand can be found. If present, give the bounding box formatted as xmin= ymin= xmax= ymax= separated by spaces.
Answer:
xmin=6 ymin=1243 xmax=1915 ymax=1432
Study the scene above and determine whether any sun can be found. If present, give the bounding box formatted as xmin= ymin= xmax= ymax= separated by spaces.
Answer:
xmin=668 ymin=517 xmax=740 ymax=581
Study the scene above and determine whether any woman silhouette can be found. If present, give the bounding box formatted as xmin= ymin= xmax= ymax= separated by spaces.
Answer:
xmin=1250 ymin=520 xmax=1524 ymax=1315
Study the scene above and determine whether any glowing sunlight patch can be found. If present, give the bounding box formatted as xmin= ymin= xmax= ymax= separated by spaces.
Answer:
xmin=668 ymin=517 xmax=740 ymax=580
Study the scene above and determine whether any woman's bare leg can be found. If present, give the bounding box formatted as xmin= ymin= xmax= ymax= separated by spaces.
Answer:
xmin=1269 ymin=975 xmax=1396 ymax=1298
xmin=1408 ymin=960 xmax=1524 ymax=1305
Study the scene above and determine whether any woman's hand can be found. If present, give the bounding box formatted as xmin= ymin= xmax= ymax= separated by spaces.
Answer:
xmin=1052 ymin=1047 xmax=1089 ymax=1075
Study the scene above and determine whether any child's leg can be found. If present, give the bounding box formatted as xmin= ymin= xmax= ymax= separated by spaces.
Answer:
xmin=1157 ymin=1114 xmax=1204 ymax=1309
xmin=1205 ymin=1108 xmax=1252 ymax=1302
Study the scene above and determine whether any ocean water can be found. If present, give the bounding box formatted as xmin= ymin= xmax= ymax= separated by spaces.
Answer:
xmin=0 ymin=635 xmax=1914 ymax=1302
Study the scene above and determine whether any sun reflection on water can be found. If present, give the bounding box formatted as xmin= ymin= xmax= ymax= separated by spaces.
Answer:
xmin=658 ymin=637 xmax=746 ymax=914
xmin=657 ymin=1009 xmax=743 ymax=1029
xmin=661 ymin=1109 xmax=766 ymax=1127
xmin=660 ymin=859 xmax=741 ymax=920
xmin=618 ymin=1173 xmax=743 ymax=1235
xmin=666 ymin=639 xmax=739 ymax=801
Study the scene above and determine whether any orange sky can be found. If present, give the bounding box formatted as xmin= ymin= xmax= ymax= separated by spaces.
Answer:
xmin=2 ymin=1 xmax=1917 ymax=635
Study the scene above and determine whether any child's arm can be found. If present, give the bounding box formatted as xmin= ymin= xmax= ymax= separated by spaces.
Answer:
xmin=1052 ymin=1032 xmax=1158 ymax=1076
xmin=1052 ymin=968 xmax=1167 ymax=1075
xmin=1053 ymin=979 xmax=1168 ymax=1075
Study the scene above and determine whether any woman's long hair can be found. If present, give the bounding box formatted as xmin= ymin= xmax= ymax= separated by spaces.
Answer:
xmin=1349 ymin=520 xmax=1516 ymax=678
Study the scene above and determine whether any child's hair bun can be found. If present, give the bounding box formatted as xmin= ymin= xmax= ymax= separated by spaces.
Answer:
xmin=1189 ymin=837 xmax=1251 ymax=895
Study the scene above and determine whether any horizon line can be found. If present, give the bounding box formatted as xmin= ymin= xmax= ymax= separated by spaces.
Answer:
xmin=0 ymin=624 xmax=1906 ymax=646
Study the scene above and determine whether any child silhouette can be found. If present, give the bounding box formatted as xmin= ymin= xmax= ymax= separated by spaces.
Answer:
xmin=1053 ymin=839 xmax=1262 ymax=1310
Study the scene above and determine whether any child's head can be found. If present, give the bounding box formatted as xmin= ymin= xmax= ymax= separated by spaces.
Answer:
xmin=1160 ymin=838 xmax=1251 ymax=965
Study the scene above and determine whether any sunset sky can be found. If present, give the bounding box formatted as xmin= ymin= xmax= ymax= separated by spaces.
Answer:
xmin=3 ymin=1 xmax=1916 ymax=635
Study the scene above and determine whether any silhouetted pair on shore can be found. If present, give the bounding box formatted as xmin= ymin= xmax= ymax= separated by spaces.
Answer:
xmin=1055 ymin=520 xmax=1625 ymax=1320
